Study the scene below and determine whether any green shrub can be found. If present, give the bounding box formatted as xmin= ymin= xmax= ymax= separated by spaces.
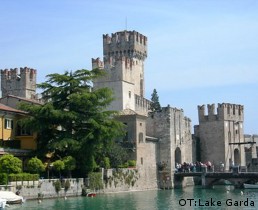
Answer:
xmin=128 ymin=160 xmax=136 ymax=167
xmin=64 ymin=180 xmax=70 ymax=192
xmin=123 ymin=162 xmax=129 ymax=168
xmin=88 ymin=172 xmax=103 ymax=190
xmin=103 ymin=157 xmax=110 ymax=169
xmin=53 ymin=180 xmax=61 ymax=194
xmin=8 ymin=173 xmax=39 ymax=182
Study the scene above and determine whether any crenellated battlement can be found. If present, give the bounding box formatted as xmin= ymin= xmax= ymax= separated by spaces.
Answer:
xmin=1 ymin=67 xmax=37 ymax=99
xmin=103 ymin=30 xmax=147 ymax=61
xmin=1 ymin=67 xmax=37 ymax=80
xmin=198 ymin=103 xmax=244 ymax=122
xmin=92 ymin=57 xmax=104 ymax=69
xmin=135 ymin=94 xmax=150 ymax=115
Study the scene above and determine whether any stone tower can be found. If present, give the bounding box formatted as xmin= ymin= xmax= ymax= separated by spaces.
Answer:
xmin=194 ymin=103 xmax=245 ymax=170
xmin=1 ymin=67 xmax=37 ymax=99
xmin=146 ymin=107 xmax=193 ymax=188
xmin=92 ymin=30 xmax=148 ymax=113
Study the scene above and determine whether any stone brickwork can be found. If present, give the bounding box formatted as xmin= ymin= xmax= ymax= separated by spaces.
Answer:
xmin=194 ymin=103 xmax=245 ymax=171
xmin=92 ymin=30 xmax=194 ymax=190
xmin=3 ymin=178 xmax=84 ymax=200
xmin=1 ymin=67 xmax=37 ymax=99
xmin=146 ymin=106 xmax=193 ymax=188
xmin=245 ymin=134 xmax=258 ymax=172
xmin=93 ymin=31 xmax=148 ymax=114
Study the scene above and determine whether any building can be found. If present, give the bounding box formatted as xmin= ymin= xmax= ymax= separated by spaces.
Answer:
xmin=0 ymin=67 xmax=39 ymax=156
xmin=194 ymin=103 xmax=246 ymax=171
xmin=0 ymin=103 xmax=36 ymax=160
xmin=93 ymin=30 xmax=193 ymax=189
xmin=1 ymin=67 xmax=37 ymax=99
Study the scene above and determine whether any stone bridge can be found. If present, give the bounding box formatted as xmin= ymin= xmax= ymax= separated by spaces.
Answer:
xmin=174 ymin=172 xmax=258 ymax=188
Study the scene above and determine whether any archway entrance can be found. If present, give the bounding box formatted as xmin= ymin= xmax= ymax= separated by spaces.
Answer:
xmin=234 ymin=148 xmax=241 ymax=166
xmin=175 ymin=147 xmax=181 ymax=164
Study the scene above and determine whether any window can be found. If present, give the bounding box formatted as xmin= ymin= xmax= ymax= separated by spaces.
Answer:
xmin=17 ymin=126 xmax=32 ymax=136
xmin=129 ymin=91 xmax=131 ymax=98
xmin=139 ymin=132 xmax=143 ymax=143
xmin=141 ymin=157 xmax=143 ymax=165
xmin=4 ymin=119 xmax=13 ymax=129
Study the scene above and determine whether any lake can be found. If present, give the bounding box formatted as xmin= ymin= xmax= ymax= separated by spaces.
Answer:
xmin=9 ymin=186 xmax=258 ymax=210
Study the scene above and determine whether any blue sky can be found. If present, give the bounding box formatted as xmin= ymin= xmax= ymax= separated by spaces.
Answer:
xmin=1 ymin=0 xmax=258 ymax=134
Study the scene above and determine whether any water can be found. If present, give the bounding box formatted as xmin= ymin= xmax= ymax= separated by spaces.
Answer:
xmin=8 ymin=186 xmax=258 ymax=210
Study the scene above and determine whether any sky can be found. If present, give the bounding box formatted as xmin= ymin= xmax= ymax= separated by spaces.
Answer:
xmin=0 ymin=0 xmax=258 ymax=134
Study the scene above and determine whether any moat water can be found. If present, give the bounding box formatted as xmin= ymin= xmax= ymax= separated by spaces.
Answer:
xmin=9 ymin=186 xmax=258 ymax=210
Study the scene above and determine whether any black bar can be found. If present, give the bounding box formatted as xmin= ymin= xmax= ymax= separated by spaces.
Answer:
xmin=229 ymin=141 xmax=256 ymax=145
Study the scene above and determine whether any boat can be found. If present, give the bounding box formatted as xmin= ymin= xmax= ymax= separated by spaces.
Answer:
xmin=243 ymin=183 xmax=258 ymax=189
xmin=86 ymin=192 xmax=96 ymax=197
xmin=0 ymin=191 xmax=23 ymax=204
xmin=0 ymin=198 xmax=7 ymax=209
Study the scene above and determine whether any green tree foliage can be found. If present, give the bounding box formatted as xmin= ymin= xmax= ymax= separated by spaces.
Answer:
xmin=88 ymin=172 xmax=103 ymax=191
xmin=53 ymin=160 xmax=65 ymax=178
xmin=19 ymin=69 xmax=125 ymax=174
xmin=27 ymin=157 xmax=45 ymax=174
xmin=108 ymin=143 xmax=129 ymax=168
xmin=150 ymin=88 xmax=162 ymax=112
xmin=63 ymin=156 xmax=76 ymax=178
xmin=0 ymin=154 xmax=22 ymax=174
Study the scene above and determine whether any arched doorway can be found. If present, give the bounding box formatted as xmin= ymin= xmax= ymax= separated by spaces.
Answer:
xmin=175 ymin=147 xmax=181 ymax=164
xmin=234 ymin=148 xmax=241 ymax=166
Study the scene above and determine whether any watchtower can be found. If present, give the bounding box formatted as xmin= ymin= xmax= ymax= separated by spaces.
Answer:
xmin=93 ymin=30 xmax=148 ymax=112
xmin=1 ymin=67 xmax=37 ymax=99
xmin=195 ymin=103 xmax=245 ymax=170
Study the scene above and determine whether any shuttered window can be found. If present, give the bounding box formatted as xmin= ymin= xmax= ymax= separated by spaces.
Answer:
xmin=4 ymin=119 xmax=13 ymax=129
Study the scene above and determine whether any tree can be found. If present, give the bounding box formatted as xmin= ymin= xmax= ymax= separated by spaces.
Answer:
xmin=53 ymin=160 xmax=65 ymax=178
xmin=19 ymin=69 xmax=125 ymax=175
xmin=27 ymin=157 xmax=45 ymax=174
xmin=150 ymin=88 xmax=162 ymax=112
xmin=108 ymin=143 xmax=129 ymax=168
xmin=0 ymin=154 xmax=22 ymax=174
xmin=63 ymin=156 xmax=76 ymax=178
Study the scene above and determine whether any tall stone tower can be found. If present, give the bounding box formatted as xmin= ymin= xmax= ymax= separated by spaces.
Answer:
xmin=194 ymin=103 xmax=245 ymax=170
xmin=1 ymin=67 xmax=37 ymax=99
xmin=92 ymin=30 xmax=148 ymax=113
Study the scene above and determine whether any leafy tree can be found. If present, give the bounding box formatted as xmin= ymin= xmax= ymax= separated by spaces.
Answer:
xmin=108 ymin=143 xmax=129 ymax=168
xmin=19 ymin=69 xmax=125 ymax=175
xmin=0 ymin=154 xmax=22 ymax=174
xmin=27 ymin=157 xmax=45 ymax=174
xmin=63 ymin=156 xmax=76 ymax=178
xmin=53 ymin=160 xmax=65 ymax=178
xmin=101 ymin=157 xmax=110 ymax=169
xmin=150 ymin=88 xmax=162 ymax=112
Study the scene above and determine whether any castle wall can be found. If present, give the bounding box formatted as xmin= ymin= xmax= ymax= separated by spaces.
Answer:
xmin=196 ymin=103 xmax=245 ymax=171
xmin=1 ymin=67 xmax=36 ymax=99
xmin=116 ymin=113 xmax=158 ymax=190
xmin=146 ymin=107 xmax=193 ymax=188
xmin=245 ymin=135 xmax=258 ymax=172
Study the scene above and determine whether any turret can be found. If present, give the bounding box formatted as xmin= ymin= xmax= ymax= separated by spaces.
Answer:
xmin=1 ymin=67 xmax=36 ymax=99
xmin=103 ymin=30 xmax=147 ymax=62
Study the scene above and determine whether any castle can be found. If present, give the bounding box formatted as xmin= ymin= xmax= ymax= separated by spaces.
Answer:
xmin=1 ymin=30 xmax=257 ymax=190
xmin=92 ymin=31 xmax=193 ymax=188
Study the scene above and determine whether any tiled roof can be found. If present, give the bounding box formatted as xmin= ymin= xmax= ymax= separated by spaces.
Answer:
xmin=0 ymin=103 xmax=27 ymax=114
xmin=2 ymin=95 xmax=43 ymax=105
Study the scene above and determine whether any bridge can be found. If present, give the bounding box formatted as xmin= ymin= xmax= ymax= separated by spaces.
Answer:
xmin=174 ymin=171 xmax=258 ymax=188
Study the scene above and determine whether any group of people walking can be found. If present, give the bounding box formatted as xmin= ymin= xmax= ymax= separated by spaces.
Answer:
xmin=175 ymin=161 xmax=214 ymax=173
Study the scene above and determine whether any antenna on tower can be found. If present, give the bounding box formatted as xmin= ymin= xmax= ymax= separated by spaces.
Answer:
xmin=125 ymin=16 xmax=127 ymax=30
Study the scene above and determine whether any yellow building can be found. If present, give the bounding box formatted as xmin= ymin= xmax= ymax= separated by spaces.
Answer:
xmin=0 ymin=103 xmax=36 ymax=150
